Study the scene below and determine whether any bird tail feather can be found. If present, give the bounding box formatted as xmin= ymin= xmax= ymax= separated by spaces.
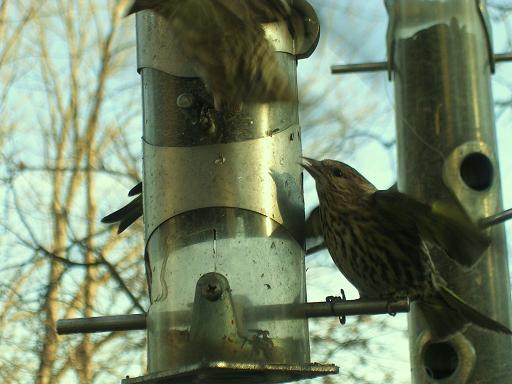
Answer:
xmin=101 ymin=196 xmax=142 ymax=233
xmin=437 ymin=284 xmax=512 ymax=335
xmin=417 ymin=284 xmax=512 ymax=341
xmin=416 ymin=299 xmax=468 ymax=341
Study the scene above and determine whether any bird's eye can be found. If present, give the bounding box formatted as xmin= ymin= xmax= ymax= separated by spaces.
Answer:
xmin=332 ymin=169 xmax=343 ymax=177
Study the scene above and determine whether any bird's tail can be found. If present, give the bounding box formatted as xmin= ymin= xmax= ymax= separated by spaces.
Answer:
xmin=101 ymin=195 xmax=143 ymax=234
xmin=101 ymin=183 xmax=143 ymax=234
xmin=417 ymin=283 xmax=512 ymax=341
xmin=416 ymin=297 xmax=468 ymax=341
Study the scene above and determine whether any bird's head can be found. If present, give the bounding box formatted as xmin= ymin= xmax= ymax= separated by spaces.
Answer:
xmin=301 ymin=157 xmax=376 ymax=199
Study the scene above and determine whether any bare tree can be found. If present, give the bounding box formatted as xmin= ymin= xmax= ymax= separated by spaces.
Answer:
xmin=1 ymin=1 xmax=145 ymax=383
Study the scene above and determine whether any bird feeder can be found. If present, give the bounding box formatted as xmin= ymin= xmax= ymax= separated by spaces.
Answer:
xmin=129 ymin=1 xmax=332 ymax=382
xmin=386 ymin=0 xmax=512 ymax=382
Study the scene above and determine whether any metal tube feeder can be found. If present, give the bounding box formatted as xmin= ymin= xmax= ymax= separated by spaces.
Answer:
xmin=128 ymin=1 xmax=334 ymax=382
xmin=386 ymin=0 xmax=512 ymax=382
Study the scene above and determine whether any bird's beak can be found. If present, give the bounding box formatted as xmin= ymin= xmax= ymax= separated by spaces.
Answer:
xmin=301 ymin=157 xmax=322 ymax=179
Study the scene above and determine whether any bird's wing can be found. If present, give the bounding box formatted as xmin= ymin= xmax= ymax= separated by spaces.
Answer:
xmin=125 ymin=0 xmax=162 ymax=14
xmin=305 ymin=205 xmax=326 ymax=255
xmin=126 ymin=0 xmax=293 ymax=109
xmin=305 ymin=205 xmax=323 ymax=239
xmin=426 ymin=200 xmax=490 ymax=266
xmin=373 ymin=190 xmax=489 ymax=267
xmin=368 ymin=190 xmax=425 ymax=264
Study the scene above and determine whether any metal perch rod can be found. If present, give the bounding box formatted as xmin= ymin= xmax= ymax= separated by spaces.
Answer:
xmin=479 ymin=207 xmax=512 ymax=229
xmin=330 ymin=52 xmax=512 ymax=74
xmin=57 ymin=314 xmax=147 ymax=334
xmin=57 ymin=298 xmax=410 ymax=334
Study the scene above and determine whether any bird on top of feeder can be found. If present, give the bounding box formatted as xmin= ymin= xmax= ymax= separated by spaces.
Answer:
xmin=301 ymin=157 xmax=511 ymax=341
xmin=126 ymin=0 xmax=297 ymax=110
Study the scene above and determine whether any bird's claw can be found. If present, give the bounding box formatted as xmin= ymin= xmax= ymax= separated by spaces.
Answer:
xmin=326 ymin=289 xmax=347 ymax=325
xmin=386 ymin=291 xmax=408 ymax=316
xmin=386 ymin=301 xmax=397 ymax=317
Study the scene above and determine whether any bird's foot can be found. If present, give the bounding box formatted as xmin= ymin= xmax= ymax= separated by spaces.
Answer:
xmin=386 ymin=301 xmax=397 ymax=317
xmin=326 ymin=289 xmax=347 ymax=325
xmin=386 ymin=291 xmax=409 ymax=316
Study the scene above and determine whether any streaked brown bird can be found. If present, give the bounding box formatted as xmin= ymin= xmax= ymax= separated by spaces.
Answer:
xmin=302 ymin=157 xmax=511 ymax=341
xmin=126 ymin=0 xmax=295 ymax=110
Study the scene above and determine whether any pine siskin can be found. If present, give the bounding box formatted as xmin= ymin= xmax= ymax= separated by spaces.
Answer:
xmin=302 ymin=157 xmax=511 ymax=341
xmin=126 ymin=0 xmax=294 ymax=110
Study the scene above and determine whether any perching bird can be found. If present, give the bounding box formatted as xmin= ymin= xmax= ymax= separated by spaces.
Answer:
xmin=302 ymin=157 xmax=511 ymax=341
xmin=126 ymin=0 xmax=295 ymax=110
xmin=101 ymin=182 xmax=143 ymax=233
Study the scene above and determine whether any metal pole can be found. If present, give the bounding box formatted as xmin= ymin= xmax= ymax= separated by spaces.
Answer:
xmin=331 ymin=61 xmax=387 ymax=74
xmin=386 ymin=0 xmax=512 ymax=383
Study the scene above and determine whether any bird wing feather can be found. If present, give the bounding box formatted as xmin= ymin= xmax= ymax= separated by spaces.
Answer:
xmin=305 ymin=205 xmax=326 ymax=255
xmin=126 ymin=0 xmax=293 ymax=109
xmin=372 ymin=190 xmax=489 ymax=267
xmin=101 ymin=195 xmax=143 ymax=234
xmin=128 ymin=181 xmax=143 ymax=196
